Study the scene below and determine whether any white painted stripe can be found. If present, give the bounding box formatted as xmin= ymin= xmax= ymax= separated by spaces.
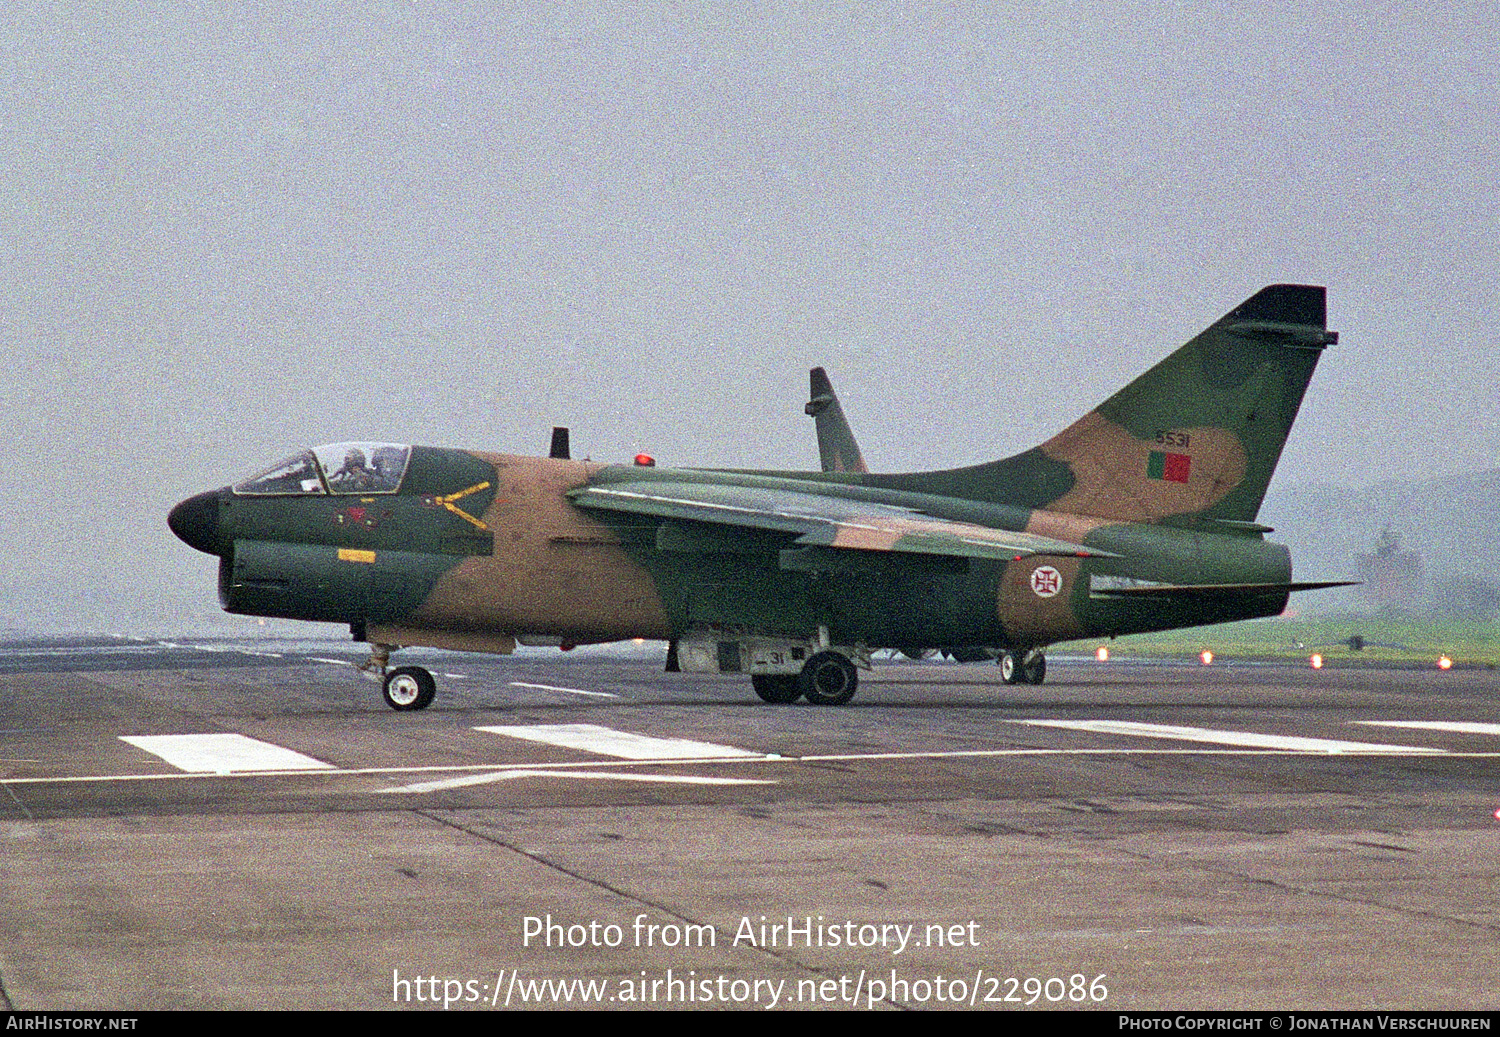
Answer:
xmin=382 ymin=770 xmax=775 ymax=794
xmin=0 ymin=646 xmax=166 ymax=658
xmin=1355 ymin=721 xmax=1500 ymax=737
xmin=477 ymin=723 xmax=762 ymax=759
xmin=1012 ymin=720 xmax=1443 ymax=755
xmin=508 ymin=681 xmax=619 ymax=699
xmin=121 ymin=734 xmax=335 ymax=774
xmin=309 ymin=657 xmax=353 ymax=666
xmin=10 ymin=744 xmax=1498 ymax=787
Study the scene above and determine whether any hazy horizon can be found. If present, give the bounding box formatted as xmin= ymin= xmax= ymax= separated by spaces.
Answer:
xmin=6 ymin=5 xmax=1498 ymax=633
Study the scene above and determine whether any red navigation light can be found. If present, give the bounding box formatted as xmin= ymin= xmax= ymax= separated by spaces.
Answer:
xmin=1437 ymin=655 xmax=1453 ymax=670
xmin=1095 ymin=646 xmax=1109 ymax=661
xmin=1199 ymin=650 xmax=1214 ymax=666
xmin=634 ymin=453 xmax=656 ymax=467
xmin=1310 ymin=653 xmax=1323 ymax=669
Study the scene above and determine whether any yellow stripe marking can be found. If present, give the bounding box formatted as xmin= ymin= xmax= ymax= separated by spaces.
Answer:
xmin=436 ymin=481 xmax=492 ymax=531
xmin=338 ymin=548 xmax=376 ymax=563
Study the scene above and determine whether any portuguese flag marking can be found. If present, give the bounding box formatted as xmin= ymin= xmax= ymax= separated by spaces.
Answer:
xmin=1147 ymin=450 xmax=1191 ymax=484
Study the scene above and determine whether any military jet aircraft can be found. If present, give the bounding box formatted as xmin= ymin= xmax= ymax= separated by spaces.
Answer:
xmin=170 ymin=284 xmax=1348 ymax=711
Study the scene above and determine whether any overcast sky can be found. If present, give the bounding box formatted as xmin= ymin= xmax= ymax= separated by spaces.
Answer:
xmin=4 ymin=3 xmax=1498 ymax=632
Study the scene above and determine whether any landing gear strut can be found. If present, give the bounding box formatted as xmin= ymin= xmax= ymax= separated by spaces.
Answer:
xmin=1000 ymin=649 xmax=1047 ymax=685
xmin=360 ymin=641 xmax=438 ymax=711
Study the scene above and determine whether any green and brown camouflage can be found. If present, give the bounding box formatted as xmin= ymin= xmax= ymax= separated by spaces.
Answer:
xmin=169 ymin=284 xmax=1348 ymax=708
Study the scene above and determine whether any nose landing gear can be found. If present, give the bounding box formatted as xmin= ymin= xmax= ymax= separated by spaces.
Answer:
xmin=360 ymin=642 xmax=438 ymax=711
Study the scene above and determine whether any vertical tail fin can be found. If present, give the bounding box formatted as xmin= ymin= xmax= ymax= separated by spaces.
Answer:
xmin=805 ymin=367 xmax=869 ymax=474
xmin=884 ymin=285 xmax=1334 ymax=524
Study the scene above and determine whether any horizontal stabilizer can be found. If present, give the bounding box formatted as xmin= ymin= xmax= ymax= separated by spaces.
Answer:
xmin=1090 ymin=580 xmax=1357 ymax=599
xmin=570 ymin=482 xmax=1116 ymax=563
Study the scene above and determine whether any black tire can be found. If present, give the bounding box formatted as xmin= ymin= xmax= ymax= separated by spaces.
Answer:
xmin=1000 ymin=651 xmax=1023 ymax=685
xmin=1021 ymin=652 xmax=1047 ymax=685
xmin=383 ymin=666 xmax=436 ymax=711
xmin=799 ymin=651 xmax=858 ymax=706
xmin=751 ymin=674 xmax=802 ymax=703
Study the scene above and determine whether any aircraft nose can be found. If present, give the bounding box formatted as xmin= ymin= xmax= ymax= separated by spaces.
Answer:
xmin=169 ymin=490 xmax=224 ymax=556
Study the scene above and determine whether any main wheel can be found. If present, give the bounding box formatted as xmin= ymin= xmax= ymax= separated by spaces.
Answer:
xmin=383 ymin=666 xmax=436 ymax=711
xmin=1000 ymin=651 xmax=1023 ymax=685
xmin=751 ymin=674 xmax=802 ymax=703
xmin=799 ymin=651 xmax=858 ymax=706
xmin=1021 ymin=651 xmax=1047 ymax=685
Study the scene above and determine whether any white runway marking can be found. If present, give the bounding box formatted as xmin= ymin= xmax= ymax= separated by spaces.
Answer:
xmin=10 ymin=743 xmax=1496 ymax=789
xmin=120 ymin=734 xmax=335 ymax=774
xmin=1011 ymin=720 xmax=1443 ymax=755
xmin=508 ymin=681 xmax=619 ymax=699
xmin=382 ymin=770 xmax=775 ymax=794
xmin=1355 ymin=720 xmax=1500 ymax=737
xmin=0 ymin=645 xmax=164 ymax=658
xmin=158 ymin=641 xmax=284 ymax=658
xmin=477 ymin=723 xmax=764 ymax=759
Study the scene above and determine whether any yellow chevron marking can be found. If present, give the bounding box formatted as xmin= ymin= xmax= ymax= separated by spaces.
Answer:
xmin=436 ymin=481 xmax=492 ymax=531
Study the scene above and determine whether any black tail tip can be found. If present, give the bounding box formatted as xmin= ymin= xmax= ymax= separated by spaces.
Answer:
xmin=1229 ymin=284 xmax=1326 ymax=327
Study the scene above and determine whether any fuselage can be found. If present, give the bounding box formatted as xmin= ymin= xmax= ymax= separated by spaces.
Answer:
xmin=169 ymin=443 xmax=1294 ymax=654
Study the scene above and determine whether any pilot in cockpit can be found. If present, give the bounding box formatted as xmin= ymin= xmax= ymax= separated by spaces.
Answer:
xmin=328 ymin=447 xmax=379 ymax=491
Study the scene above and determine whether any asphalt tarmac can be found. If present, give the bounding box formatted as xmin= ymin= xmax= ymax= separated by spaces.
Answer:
xmin=1 ymin=635 xmax=1496 ymax=1011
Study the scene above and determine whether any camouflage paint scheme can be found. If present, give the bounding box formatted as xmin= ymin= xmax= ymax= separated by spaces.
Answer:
xmin=170 ymin=285 xmax=1339 ymax=672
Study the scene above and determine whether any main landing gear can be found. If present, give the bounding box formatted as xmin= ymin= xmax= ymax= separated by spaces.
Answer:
xmin=360 ymin=643 xmax=437 ymax=711
xmin=751 ymin=674 xmax=801 ymax=704
xmin=752 ymin=649 xmax=860 ymax=706
xmin=999 ymin=649 xmax=1047 ymax=685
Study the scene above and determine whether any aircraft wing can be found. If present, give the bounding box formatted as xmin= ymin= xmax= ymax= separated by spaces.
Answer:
xmin=1090 ymin=580 xmax=1357 ymax=598
xmin=569 ymin=481 xmax=1114 ymax=563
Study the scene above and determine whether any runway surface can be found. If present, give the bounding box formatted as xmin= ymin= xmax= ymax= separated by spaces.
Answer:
xmin=1 ymin=635 xmax=1496 ymax=1010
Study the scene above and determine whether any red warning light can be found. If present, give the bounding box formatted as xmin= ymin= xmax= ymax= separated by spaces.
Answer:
xmin=1199 ymin=650 xmax=1214 ymax=666
xmin=634 ymin=453 xmax=656 ymax=467
xmin=1309 ymin=653 xmax=1323 ymax=669
xmin=1437 ymin=655 xmax=1453 ymax=670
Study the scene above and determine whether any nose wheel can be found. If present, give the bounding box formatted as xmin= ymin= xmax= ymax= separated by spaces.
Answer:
xmin=383 ymin=666 xmax=437 ymax=711
xmin=361 ymin=642 xmax=438 ymax=711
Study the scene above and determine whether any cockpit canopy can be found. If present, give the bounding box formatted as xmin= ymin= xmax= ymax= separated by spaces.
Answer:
xmin=232 ymin=442 xmax=412 ymax=496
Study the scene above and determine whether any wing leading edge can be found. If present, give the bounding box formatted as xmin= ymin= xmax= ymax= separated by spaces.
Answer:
xmin=1090 ymin=580 xmax=1358 ymax=599
xmin=569 ymin=481 xmax=1115 ymax=565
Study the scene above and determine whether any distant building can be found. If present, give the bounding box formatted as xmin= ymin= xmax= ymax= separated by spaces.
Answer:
xmin=1356 ymin=527 xmax=1423 ymax=609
